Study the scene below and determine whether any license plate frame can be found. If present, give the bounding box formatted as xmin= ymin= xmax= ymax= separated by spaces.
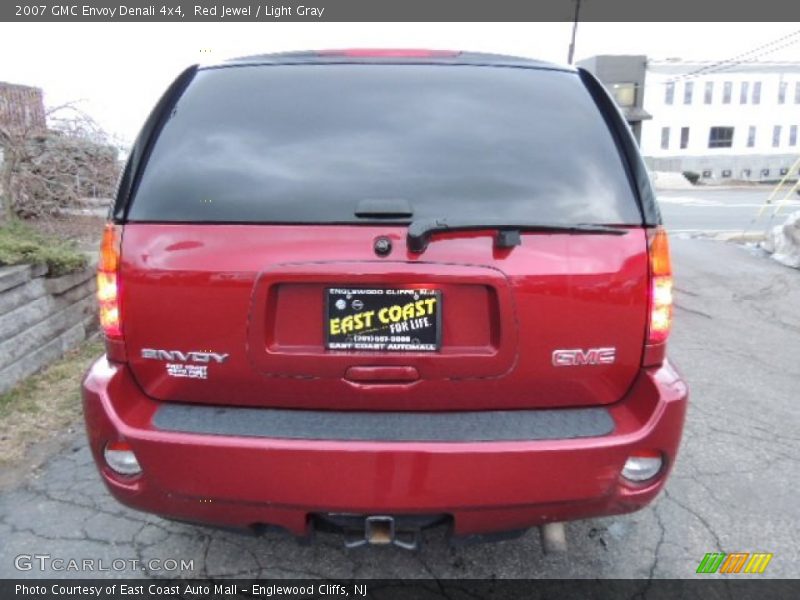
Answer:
xmin=325 ymin=287 xmax=442 ymax=352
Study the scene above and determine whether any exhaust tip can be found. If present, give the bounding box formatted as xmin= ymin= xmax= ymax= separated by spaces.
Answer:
xmin=540 ymin=522 xmax=568 ymax=554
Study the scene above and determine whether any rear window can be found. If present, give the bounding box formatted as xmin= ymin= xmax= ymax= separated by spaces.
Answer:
xmin=127 ymin=64 xmax=641 ymax=225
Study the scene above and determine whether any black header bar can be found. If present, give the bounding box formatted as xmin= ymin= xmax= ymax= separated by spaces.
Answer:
xmin=3 ymin=579 xmax=800 ymax=600
xmin=2 ymin=0 xmax=798 ymax=22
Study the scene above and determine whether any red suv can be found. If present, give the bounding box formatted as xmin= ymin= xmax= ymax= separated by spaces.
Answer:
xmin=82 ymin=50 xmax=687 ymax=550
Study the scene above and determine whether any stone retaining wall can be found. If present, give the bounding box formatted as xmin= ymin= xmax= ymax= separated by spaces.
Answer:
xmin=0 ymin=262 xmax=96 ymax=394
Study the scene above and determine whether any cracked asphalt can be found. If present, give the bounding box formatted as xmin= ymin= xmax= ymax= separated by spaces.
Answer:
xmin=0 ymin=238 xmax=798 ymax=579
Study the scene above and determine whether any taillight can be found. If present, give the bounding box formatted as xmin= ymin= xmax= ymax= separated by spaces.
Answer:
xmin=644 ymin=227 xmax=673 ymax=366
xmin=97 ymin=224 xmax=126 ymax=362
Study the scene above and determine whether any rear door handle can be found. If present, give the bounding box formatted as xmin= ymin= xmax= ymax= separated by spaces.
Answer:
xmin=344 ymin=366 xmax=419 ymax=383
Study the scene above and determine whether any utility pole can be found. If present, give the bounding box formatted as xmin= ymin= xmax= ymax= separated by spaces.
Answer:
xmin=567 ymin=0 xmax=582 ymax=64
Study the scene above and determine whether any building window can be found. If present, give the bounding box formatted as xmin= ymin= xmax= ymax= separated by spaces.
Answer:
xmin=702 ymin=170 xmax=713 ymax=178
xmin=665 ymin=82 xmax=675 ymax=105
xmin=773 ymin=125 xmax=782 ymax=147
xmin=723 ymin=81 xmax=732 ymax=104
xmin=761 ymin=169 xmax=770 ymax=178
xmin=661 ymin=127 xmax=670 ymax=150
xmin=778 ymin=81 xmax=787 ymax=104
xmin=780 ymin=167 xmax=789 ymax=176
xmin=795 ymin=82 xmax=800 ymax=104
xmin=747 ymin=126 xmax=756 ymax=148
xmin=790 ymin=125 xmax=798 ymax=147
xmin=680 ymin=127 xmax=690 ymax=149
xmin=722 ymin=169 xmax=732 ymax=178
xmin=740 ymin=82 xmax=749 ymax=104
xmin=742 ymin=169 xmax=751 ymax=179
xmin=752 ymin=81 xmax=762 ymax=104
xmin=684 ymin=82 xmax=694 ymax=105
xmin=610 ymin=83 xmax=636 ymax=107
xmin=704 ymin=82 xmax=713 ymax=104
xmin=708 ymin=126 xmax=734 ymax=148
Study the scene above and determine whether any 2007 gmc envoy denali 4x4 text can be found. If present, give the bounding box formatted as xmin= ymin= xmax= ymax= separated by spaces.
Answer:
xmin=82 ymin=49 xmax=688 ymax=552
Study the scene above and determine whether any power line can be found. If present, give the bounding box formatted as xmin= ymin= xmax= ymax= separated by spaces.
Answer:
xmin=662 ymin=29 xmax=800 ymax=84
xmin=671 ymin=29 xmax=800 ymax=81
xmin=684 ymin=38 xmax=800 ymax=80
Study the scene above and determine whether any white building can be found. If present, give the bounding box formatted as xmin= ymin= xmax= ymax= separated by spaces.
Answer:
xmin=642 ymin=60 xmax=799 ymax=180
xmin=580 ymin=57 xmax=800 ymax=182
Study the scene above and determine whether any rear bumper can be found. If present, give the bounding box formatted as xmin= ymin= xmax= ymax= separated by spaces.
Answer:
xmin=82 ymin=358 xmax=687 ymax=537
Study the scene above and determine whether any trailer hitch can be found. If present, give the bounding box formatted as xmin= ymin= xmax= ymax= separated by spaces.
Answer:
xmin=344 ymin=515 xmax=419 ymax=551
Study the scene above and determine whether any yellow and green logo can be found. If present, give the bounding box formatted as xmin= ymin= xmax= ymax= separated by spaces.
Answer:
xmin=696 ymin=552 xmax=773 ymax=574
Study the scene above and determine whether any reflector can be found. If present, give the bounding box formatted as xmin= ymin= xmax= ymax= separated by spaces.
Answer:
xmin=621 ymin=451 xmax=663 ymax=482
xmin=104 ymin=441 xmax=141 ymax=476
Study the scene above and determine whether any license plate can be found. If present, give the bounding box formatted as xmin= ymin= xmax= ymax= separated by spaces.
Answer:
xmin=325 ymin=287 xmax=441 ymax=352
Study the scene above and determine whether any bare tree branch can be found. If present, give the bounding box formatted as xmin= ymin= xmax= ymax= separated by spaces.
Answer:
xmin=0 ymin=100 xmax=122 ymax=222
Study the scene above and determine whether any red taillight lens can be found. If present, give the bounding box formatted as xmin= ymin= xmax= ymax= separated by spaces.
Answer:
xmin=646 ymin=228 xmax=673 ymax=357
xmin=105 ymin=440 xmax=131 ymax=452
xmin=97 ymin=224 xmax=122 ymax=339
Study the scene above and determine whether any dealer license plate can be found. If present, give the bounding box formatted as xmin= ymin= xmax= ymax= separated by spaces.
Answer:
xmin=325 ymin=287 xmax=441 ymax=352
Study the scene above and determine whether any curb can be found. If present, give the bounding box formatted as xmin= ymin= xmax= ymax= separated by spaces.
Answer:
xmin=711 ymin=231 xmax=768 ymax=243
xmin=674 ymin=230 xmax=768 ymax=243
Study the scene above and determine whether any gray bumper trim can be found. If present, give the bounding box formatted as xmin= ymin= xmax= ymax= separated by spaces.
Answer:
xmin=152 ymin=403 xmax=614 ymax=442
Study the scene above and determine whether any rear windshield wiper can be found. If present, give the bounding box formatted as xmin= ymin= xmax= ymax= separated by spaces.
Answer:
xmin=407 ymin=218 xmax=627 ymax=253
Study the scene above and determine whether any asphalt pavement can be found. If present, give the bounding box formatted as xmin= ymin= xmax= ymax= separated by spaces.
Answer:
xmin=0 ymin=191 xmax=798 ymax=579
xmin=659 ymin=186 xmax=800 ymax=234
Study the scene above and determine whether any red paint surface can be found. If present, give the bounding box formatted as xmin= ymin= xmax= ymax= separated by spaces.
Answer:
xmin=82 ymin=356 xmax=687 ymax=535
xmin=118 ymin=224 xmax=651 ymax=410
xmin=82 ymin=222 xmax=688 ymax=534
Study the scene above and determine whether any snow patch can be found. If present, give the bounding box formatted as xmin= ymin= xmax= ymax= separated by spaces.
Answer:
xmin=651 ymin=171 xmax=694 ymax=191
xmin=760 ymin=210 xmax=800 ymax=269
